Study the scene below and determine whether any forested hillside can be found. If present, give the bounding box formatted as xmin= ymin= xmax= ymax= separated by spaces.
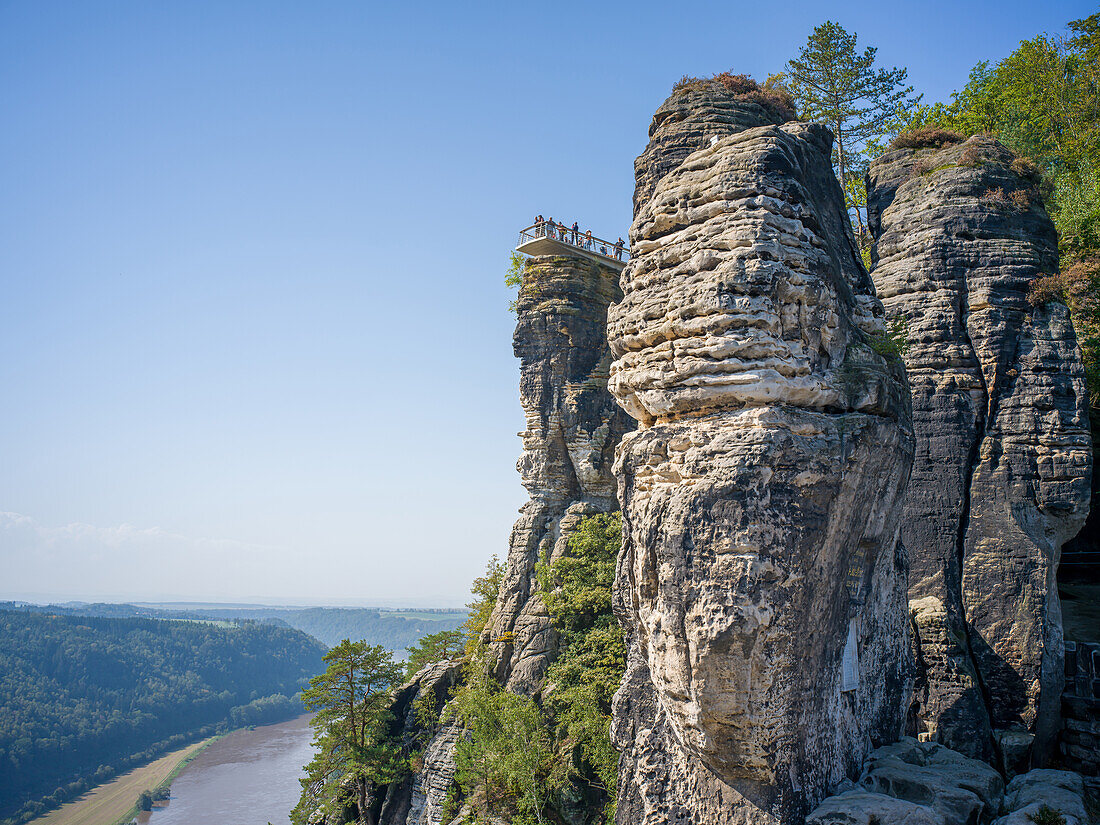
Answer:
xmin=1 ymin=602 xmax=467 ymax=652
xmin=183 ymin=607 xmax=467 ymax=650
xmin=0 ymin=611 xmax=325 ymax=824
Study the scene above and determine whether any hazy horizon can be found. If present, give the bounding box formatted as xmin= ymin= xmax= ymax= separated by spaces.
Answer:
xmin=0 ymin=589 xmax=468 ymax=610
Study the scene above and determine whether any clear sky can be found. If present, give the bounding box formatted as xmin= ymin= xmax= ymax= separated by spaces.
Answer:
xmin=0 ymin=0 xmax=1092 ymax=606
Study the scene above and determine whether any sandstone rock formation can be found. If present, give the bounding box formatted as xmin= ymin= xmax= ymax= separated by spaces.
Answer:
xmin=373 ymin=661 xmax=463 ymax=825
xmin=867 ymin=135 xmax=1093 ymax=766
xmin=806 ymin=790 xmax=946 ymax=825
xmin=608 ymin=78 xmax=915 ymax=825
xmin=486 ymin=254 xmax=634 ymax=695
xmin=994 ymin=769 xmax=1090 ymax=825
xmin=859 ymin=738 xmax=1004 ymax=825
xmin=808 ymin=739 xmax=1095 ymax=825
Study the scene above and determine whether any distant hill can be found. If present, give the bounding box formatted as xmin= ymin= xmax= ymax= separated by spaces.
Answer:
xmin=0 ymin=601 xmax=468 ymax=653
xmin=0 ymin=610 xmax=325 ymax=824
xmin=184 ymin=606 xmax=467 ymax=650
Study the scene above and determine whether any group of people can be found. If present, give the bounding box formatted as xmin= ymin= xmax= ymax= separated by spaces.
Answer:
xmin=532 ymin=215 xmax=626 ymax=261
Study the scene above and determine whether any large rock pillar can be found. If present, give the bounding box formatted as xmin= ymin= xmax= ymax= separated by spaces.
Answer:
xmin=608 ymin=78 xmax=915 ymax=825
xmin=487 ymin=254 xmax=634 ymax=695
xmin=867 ymin=134 xmax=1093 ymax=767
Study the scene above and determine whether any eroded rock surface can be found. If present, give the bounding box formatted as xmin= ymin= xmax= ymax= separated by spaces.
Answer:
xmin=487 ymin=255 xmax=634 ymax=695
xmin=375 ymin=661 xmax=463 ymax=825
xmin=806 ymin=790 xmax=946 ymax=825
xmin=867 ymin=135 xmax=1093 ymax=765
xmin=609 ymin=81 xmax=915 ymax=825
xmin=859 ymin=738 xmax=1004 ymax=825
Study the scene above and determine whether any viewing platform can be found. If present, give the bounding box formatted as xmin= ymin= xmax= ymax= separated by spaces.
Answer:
xmin=516 ymin=221 xmax=629 ymax=270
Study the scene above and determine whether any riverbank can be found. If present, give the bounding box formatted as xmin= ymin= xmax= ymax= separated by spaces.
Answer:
xmin=28 ymin=737 xmax=219 ymax=825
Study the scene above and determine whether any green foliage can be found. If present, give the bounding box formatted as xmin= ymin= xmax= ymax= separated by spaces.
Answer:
xmin=405 ymin=628 xmax=466 ymax=678
xmin=446 ymin=517 xmax=623 ymax=824
xmin=507 ymin=252 xmax=528 ymax=314
xmin=0 ymin=610 xmax=323 ymax=824
xmin=138 ymin=790 xmax=153 ymax=812
xmin=463 ymin=555 xmax=504 ymax=659
xmin=449 ymin=667 xmax=565 ymax=825
xmin=538 ymin=513 xmax=624 ymax=815
xmin=536 ymin=514 xmax=619 ymax=643
xmin=778 ymin=21 xmax=920 ymax=240
xmin=867 ymin=317 xmax=910 ymax=360
xmin=293 ymin=641 xmax=406 ymax=825
xmin=0 ymin=600 xmax=468 ymax=652
xmin=1027 ymin=805 xmax=1067 ymax=825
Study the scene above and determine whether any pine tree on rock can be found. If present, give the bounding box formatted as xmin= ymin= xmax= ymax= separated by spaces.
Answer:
xmin=778 ymin=20 xmax=919 ymax=237
xmin=295 ymin=641 xmax=405 ymax=825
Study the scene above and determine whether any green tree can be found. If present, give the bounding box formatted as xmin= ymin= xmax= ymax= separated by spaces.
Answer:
xmin=463 ymin=555 xmax=504 ymax=658
xmin=537 ymin=513 xmax=624 ymax=819
xmin=295 ymin=641 xmax=405 ymax=825
xmin=449 ymin=668 xmax=564 ymax=825
xmin=506 ymin=252 xmax=528 ymax=314
xmin=778 ymin=21 xmax=919 ymax=238
xmin=404 ymin=628 xmax=466 ymax=678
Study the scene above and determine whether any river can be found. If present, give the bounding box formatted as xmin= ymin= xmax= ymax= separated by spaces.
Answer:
xmin=136 ymin=714 xmax=315 ymax=825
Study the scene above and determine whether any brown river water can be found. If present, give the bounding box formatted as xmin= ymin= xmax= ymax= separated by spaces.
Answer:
xmin=136 ymin=714 xmax=315 ymax=825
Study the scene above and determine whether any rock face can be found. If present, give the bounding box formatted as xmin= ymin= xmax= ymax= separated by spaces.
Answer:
xmin=374 ymin=661 xmax=463 ymax=825
xmin=608 ymin=80 xmax=915 ymax=825
xmin=486 ymin=254 xmax=634 ymax=695
xmin=867 ymin=135 xmax=1093 ymax=766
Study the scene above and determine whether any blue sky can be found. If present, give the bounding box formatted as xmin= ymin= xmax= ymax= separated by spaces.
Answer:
xmin=0 ymin=0 xmax=1092 ymax=605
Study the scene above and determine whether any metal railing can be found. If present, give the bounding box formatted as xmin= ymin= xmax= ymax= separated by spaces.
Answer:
xmin=518 ymin=221 xmax=630 ymax=263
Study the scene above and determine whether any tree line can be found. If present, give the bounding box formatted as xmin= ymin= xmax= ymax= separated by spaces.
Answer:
xmin=1 ymin=601 xmax=468 ymax=652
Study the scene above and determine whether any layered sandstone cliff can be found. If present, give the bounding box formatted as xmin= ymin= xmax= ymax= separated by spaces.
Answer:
xmin=866 ymin=134 xmax=1093 ymax=767
xmin=485 ymin=254 xmax=634 ymax=696
xmin=608 ymin=80 xmax=915 ymax=825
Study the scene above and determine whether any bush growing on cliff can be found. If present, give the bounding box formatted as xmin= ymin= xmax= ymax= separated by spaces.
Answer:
xmin=445 ymin=516 xmax=624 ymax=824
xmin=449 ymin=663 xmax=565 ymax=825
xmin=405 ymin=628 xmax=466 ymax=678
xmin=463 ymin=555 xmax=503 ymax=658
xmin=671 ymin=72 xmax=796 ymax=122
xmin=506 ymin=252 xmax=527 ymax=314
xmin=889 ymin=127 xmax=965 ymax=150
xmin=867 ymin=317 xmax=910 ymax=361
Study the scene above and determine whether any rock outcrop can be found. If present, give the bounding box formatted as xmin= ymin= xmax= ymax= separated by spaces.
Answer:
xmin=375 ymin=661 xmax=463 ymax=825
xmin=608 ymin=79 xmax=915 ymax=825
xmin=867 ymin=135 xmax=1093 ymax=766
xmin=487 ymin=254 xmax=634 ymax=695
xmin=808 ymin=740 xmax=1095 ymax=825
xmin=859 ymin=738 xmax=1004 ymax=825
